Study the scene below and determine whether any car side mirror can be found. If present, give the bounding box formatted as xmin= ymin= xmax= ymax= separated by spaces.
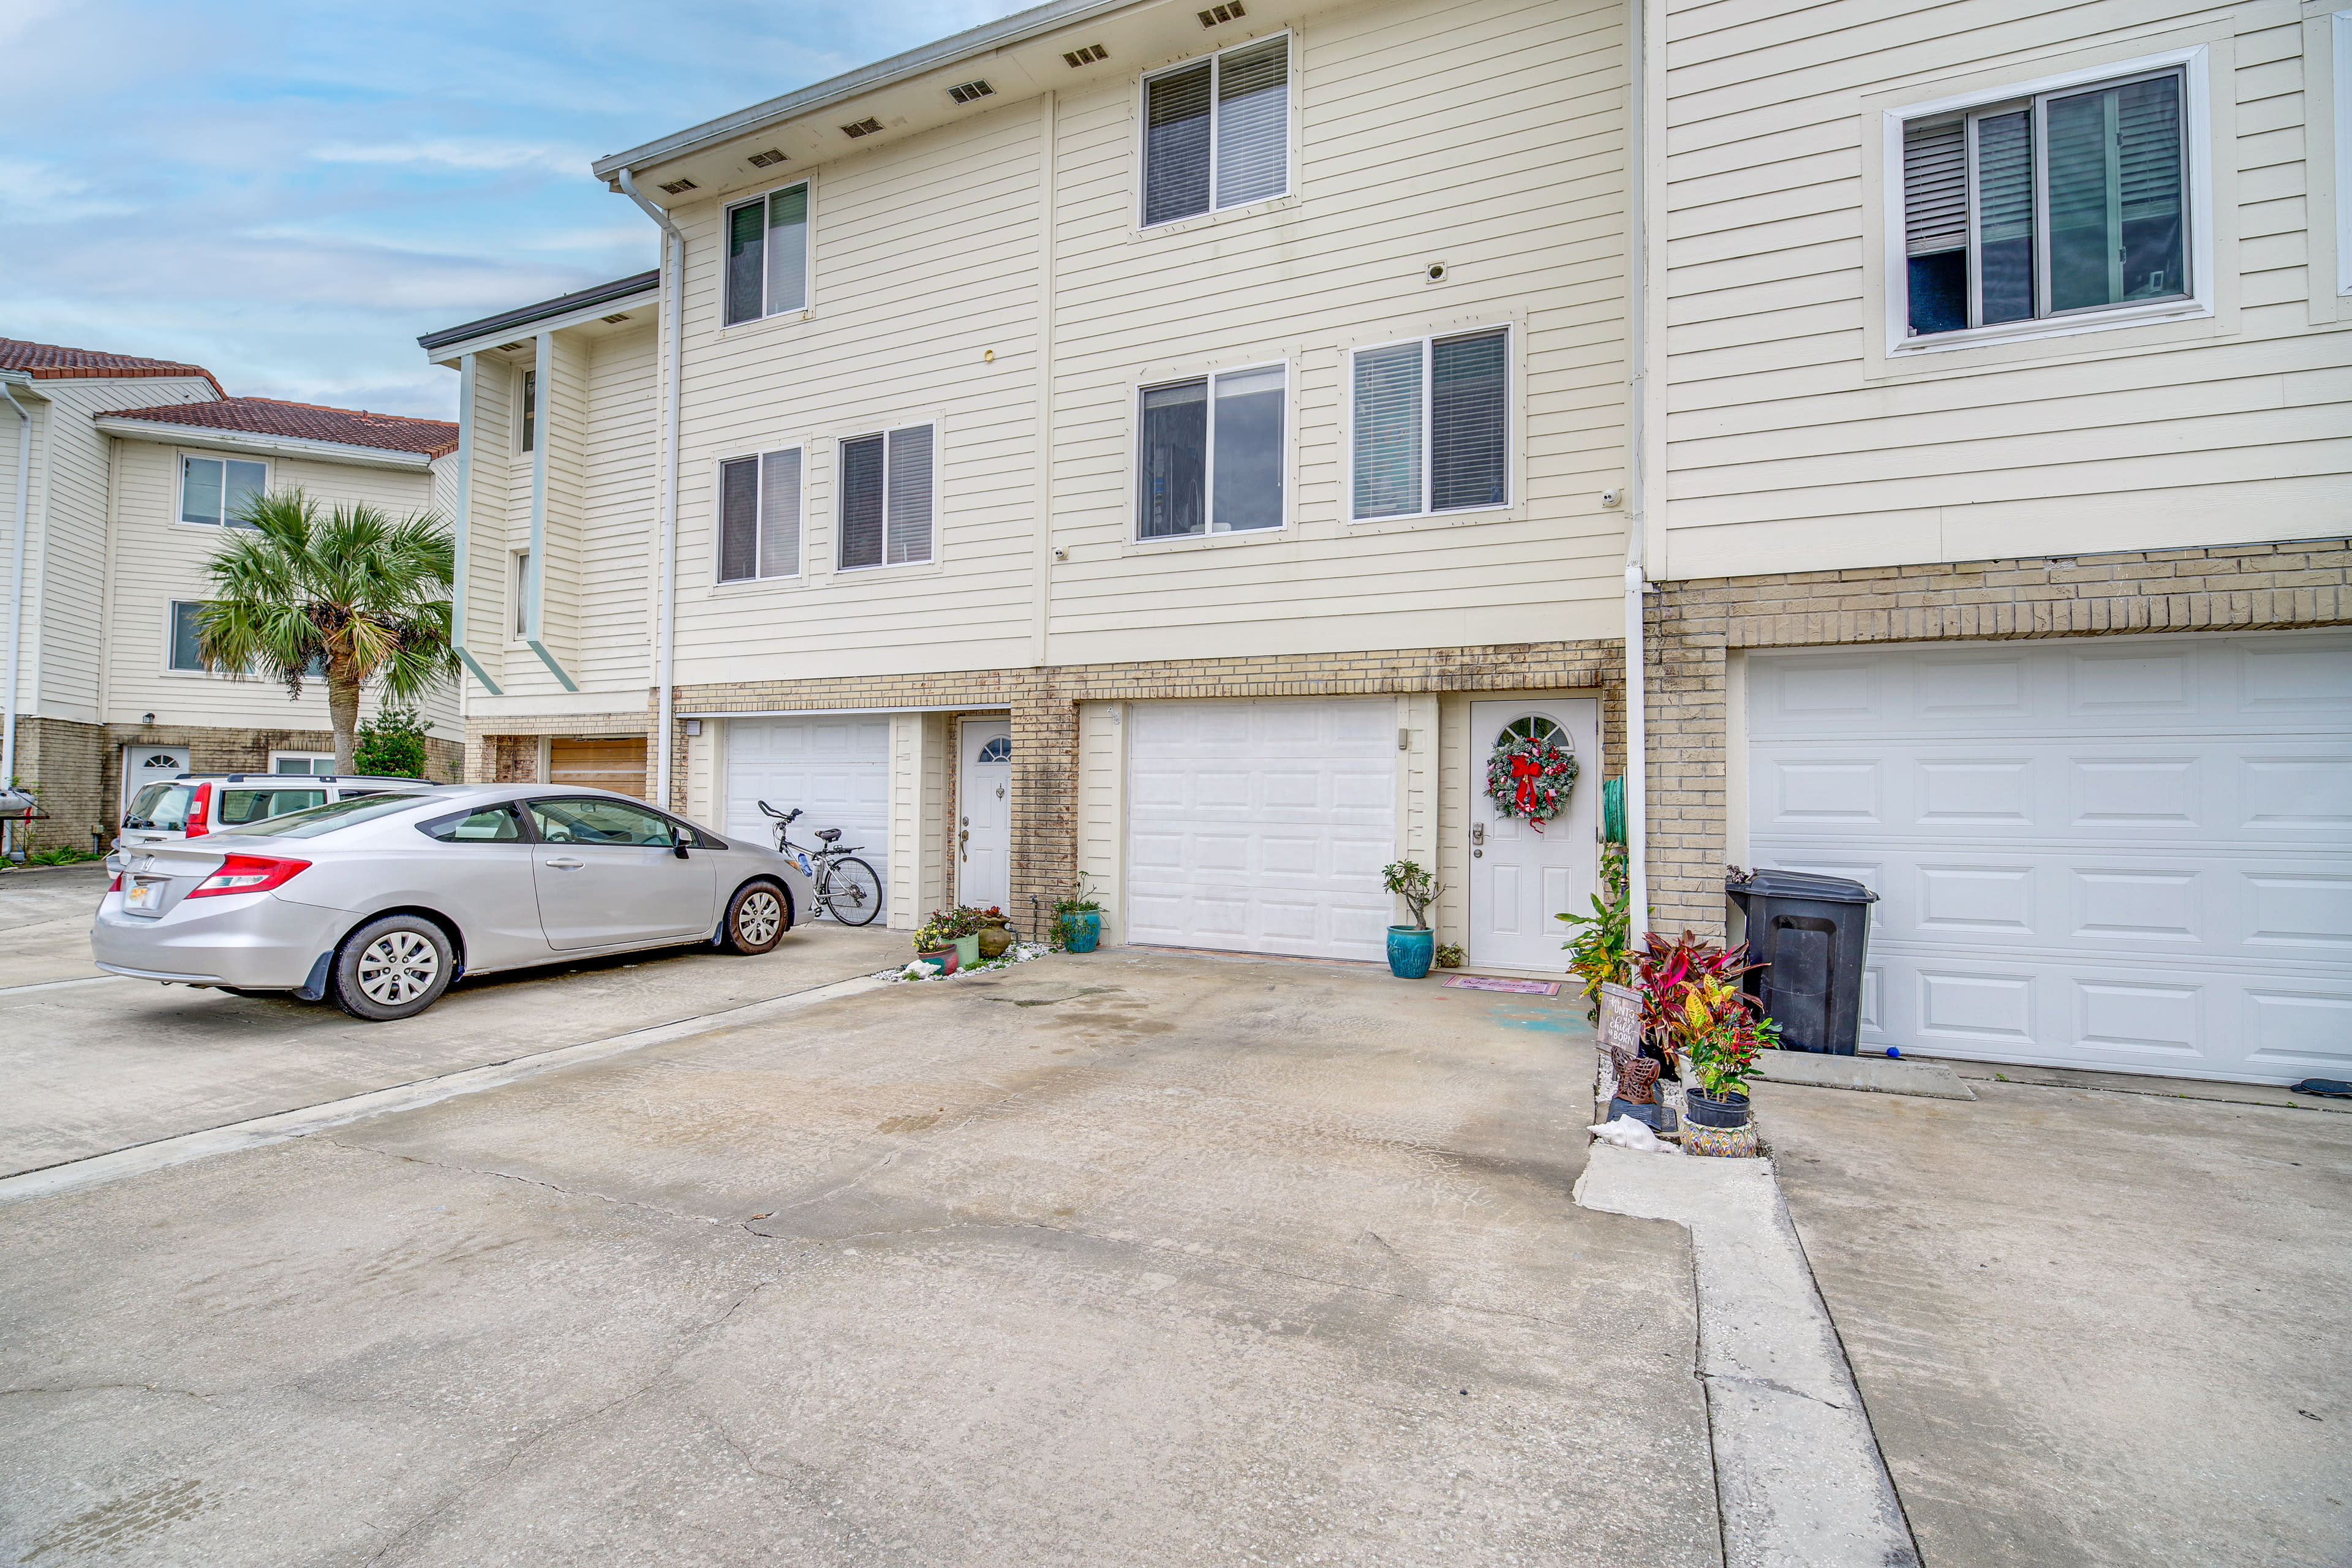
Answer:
xmin=672 ymin=836 xmax=690 ymax=859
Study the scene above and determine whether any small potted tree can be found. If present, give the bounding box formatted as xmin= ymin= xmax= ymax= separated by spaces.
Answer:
xmin=1381 ymin=861 xmax=1442 ymax=979
xmin=1051 ymin=881 xmax=1102 ymax=953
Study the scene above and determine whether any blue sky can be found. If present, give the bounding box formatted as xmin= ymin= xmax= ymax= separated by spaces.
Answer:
xmin=1 ymin=0 xmax=1031 ymax=419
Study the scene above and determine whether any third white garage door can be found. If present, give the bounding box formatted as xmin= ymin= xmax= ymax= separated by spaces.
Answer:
xmin=725 ymin=716 xmax=891 ymax=891
xmin=1126 ymin=699 xmax=1396 ymax=962
xmin=1746 ymin=631 xmax=2352 ymax=1084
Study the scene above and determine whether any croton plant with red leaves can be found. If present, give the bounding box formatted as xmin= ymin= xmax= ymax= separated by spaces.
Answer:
xmin=1631 ymin=930 xmax=1779 ymax=1099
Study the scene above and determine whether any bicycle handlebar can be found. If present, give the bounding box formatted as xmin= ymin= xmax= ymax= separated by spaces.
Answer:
xmin=757 ymin=801 xmax=801 ymax=824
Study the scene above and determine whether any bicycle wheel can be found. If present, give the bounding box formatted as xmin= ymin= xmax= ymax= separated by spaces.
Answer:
xmin=821 ymin=858 xmax=884 ymax=926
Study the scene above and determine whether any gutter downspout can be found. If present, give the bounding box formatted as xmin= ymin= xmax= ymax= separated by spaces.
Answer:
xmin=617 ymin=169 xmax=686 ymax=810
xmin=2 ymin=380 xmax=33 ymax=861
xmin=1623 ymin=0 xmax=1651 ymax=938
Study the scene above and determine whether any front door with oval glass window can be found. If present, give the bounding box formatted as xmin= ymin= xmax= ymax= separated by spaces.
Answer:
xmin=959 ymin=720 xmax=1012 ymax=911
xmin=1468 ymin=698 xmax=1600 ymax=971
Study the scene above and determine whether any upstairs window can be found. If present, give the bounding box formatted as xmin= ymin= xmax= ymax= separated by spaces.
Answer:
xmin=1350 ymin=327 xmax=1509 ymax=521
xmin=519 ymin=369 xmax=536 ymax=451
xmin=837 ymin=425 xmax=934 ymax=570
xmin=1904 ymin=68 xmax=2187 ymax=337
xmin=718 ymin=448 xmax=802 ymax=581
xmin=1142 ymin=36 xmax=1290 ymax=227
xmin=180 ymin=454 xmax=266 ymax=527
xmin=1137 ymin=364 xmax=1285 ymax=538
xmin=725 ymin=182 xmax=811 ymax=325
xmin=168 ymin=601 xmax=209 ymax=670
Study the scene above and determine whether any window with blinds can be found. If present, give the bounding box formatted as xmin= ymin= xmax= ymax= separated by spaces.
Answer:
xmin=1350 ymin=328 xmax=1509 ymax=521
xmin=717 ymin=448 xmax=802 ymax=582
xmin=1902 ymin=68 xmax=2187 ymax=338
xmin=1136 ymin=363 xmax=1286 ymax=538
xmin=837 ymin=425 xmax=935 ymax=570
xmin=725 ymin=183 xmax=812 ymax=326
xmin=1142 ymin=35 xmax=1289 ymax=227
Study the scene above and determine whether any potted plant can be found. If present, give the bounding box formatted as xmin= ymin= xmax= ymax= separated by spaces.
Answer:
xmin=974 ymin=907 xmax=1014 ymax=960
xmin=1050 ymin=881 xmax=1102 ymax=953
xmin=1380 ymin=861 xmax=1442 ymax=979
xmin=1558 ymin=842 xmax=1636 ymax=1044
xmin=915 ymin=907 xmax=989 ymax=971
xmin=1634 ymin=930 xmax=1771 ymax=1156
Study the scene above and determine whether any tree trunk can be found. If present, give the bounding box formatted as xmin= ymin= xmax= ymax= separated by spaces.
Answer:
xmin=327 ymin=667 xmax=363 ymax=774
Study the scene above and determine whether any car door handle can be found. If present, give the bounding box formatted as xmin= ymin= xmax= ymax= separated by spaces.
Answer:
xmin=543 ymin=856 xmax=586 ymax=869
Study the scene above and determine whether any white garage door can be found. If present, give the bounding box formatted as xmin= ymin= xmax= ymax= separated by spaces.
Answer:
xmin=1127 ymin=699 xmax=1396 ymax=962
xmin=1747 ymin=631 xmax=2352 ymax=1084
xmin=726 ymin=716 xmax=890 ymax=887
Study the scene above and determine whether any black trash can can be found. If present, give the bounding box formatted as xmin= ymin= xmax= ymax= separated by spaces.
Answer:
xmin=1725 ymin=869 xmax=1878 ymax=1055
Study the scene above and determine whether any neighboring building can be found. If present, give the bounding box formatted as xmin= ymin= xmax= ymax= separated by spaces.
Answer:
xmin=1 ymin=340 xmax=464 ymax=853
xmin=423 ymin=0 xmax=2349 ymax=1083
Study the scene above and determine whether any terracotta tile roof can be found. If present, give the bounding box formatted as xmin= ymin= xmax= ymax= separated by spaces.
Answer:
xmin=0 ymin=337 xmax=225 ymax=394
xmin=102 ymin=396 xmax=460 ymax=459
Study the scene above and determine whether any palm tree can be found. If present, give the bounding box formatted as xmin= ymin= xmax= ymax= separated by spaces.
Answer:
xmin=196 ymin=492 xmax=458 ymax=774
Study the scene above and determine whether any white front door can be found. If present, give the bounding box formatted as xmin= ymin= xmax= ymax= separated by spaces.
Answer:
xmin=1468 ymin=698 xmax=1600 ymax=971
xmin=123 ymin=745 xmax=191 ymax=812
xmin=1126 ymin=698 xmax=1398 ymax=962
xmin=959 ymin=719 xmax=1012 ymax=911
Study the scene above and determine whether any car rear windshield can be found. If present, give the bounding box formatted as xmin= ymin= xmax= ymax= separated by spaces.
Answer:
xmin=216 ymin=793 xmax=426 ymax=839
xmin=217 ymin=786 xmax=328 ymax=825
xmin=125 ymin=783 xmax=194 ymax=830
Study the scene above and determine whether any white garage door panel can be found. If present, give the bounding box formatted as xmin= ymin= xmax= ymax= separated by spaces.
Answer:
xmin=1126 ymin=699 xmax=1396 ymax=962
xmin=1749 ymin=633 xmax=2352 ymax=1083
xmin=725 ymin=717 xmax=890 ymax=887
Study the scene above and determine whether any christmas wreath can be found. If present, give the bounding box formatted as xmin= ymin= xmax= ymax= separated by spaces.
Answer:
xmin=1486 ymin=736 xmax=1579 ymax=832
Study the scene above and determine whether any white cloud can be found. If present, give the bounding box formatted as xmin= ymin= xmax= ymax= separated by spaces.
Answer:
xmin=0 ymin=157 xmax=136 ymax=222
xmin=309 ymin=139 xmax=591 ymax=176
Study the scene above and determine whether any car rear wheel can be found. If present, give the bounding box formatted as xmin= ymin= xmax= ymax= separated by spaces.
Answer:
xmin=330 ymin=914 xmax=454 ymax=1021
xmin=719 ymin=880 xmax=789 ymax=955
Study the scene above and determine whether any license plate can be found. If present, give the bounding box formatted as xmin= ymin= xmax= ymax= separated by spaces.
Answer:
xmin=124 ymin=876 xmax=168 ymax=914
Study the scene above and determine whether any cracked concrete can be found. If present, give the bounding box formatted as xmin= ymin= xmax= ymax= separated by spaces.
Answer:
xmin=0 ymin=951 xmax=1717 ymax=1566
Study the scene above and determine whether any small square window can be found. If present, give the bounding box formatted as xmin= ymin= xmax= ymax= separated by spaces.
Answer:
xmin=1350 ymin=328 xmax=1509 ymax=521
xmin=718 ymin=448 xmax=803 ymax=581
xmin=837 ymin=425 xmax=934 ymax=569
xmin=725 ymin=183 xmax=812 ymax=326
xmin=168 ymin=600 xmax=208 ymax=670
xmin=1137 ymin=364 xmax=1286 ymax=539
xmin=180 ymin=455 xmax=266 ymax=527
xmin=1142 ymin=36 xmax=1290 ymax=228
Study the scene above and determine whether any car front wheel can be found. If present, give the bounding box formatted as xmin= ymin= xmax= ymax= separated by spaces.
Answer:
xmin=330 ymin=914 xmax=454 ymax=1021
xmin=719 ymin=880 xmax=788 ymax=956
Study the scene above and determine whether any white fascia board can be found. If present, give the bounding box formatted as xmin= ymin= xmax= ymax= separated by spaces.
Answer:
xmin=0 ymin=373 xmax=54 ymax=401
xmin=92 ymin=418 xmax=435 ymax=470
xmin=423 ymin=286 xmax=661 ymax=368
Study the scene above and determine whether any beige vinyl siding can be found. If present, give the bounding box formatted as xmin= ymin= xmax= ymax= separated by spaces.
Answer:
xmin=456 ymin=361 xmax=514 ymax=682
xmin=1076 ymin=700 xmax=1125 ymax=946
xmin=579 ymin=325 xmax=658 ymax=691
xmin=887 ymin=712 xmax=950 ymax=930
xmin=100 ymin=437 xmax=457 ymax=735
xmin=1659 ymin=0 xmax=2348 ymax=578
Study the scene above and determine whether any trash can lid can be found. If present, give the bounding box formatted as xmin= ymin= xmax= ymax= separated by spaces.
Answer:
xmin=1726 ymin=868 xmax=1879 ymax=903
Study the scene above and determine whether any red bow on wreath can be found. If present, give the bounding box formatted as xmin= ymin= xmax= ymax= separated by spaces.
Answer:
xmin=1510 ymin=753 xmax=1548 ymax=833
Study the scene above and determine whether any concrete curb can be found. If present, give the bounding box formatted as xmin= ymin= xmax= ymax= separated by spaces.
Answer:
xmin=1755 ymin=1052 xmax=1975 ymax=1101
xmin=0 ymin=972 xmax=892 ymax=1207
xmin=1575 ymin=1145 xmax=1920 ymax=1568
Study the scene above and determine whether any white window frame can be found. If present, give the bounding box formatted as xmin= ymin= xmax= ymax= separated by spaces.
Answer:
xmin=1137 ymin=31 xmax=1296 ymax=231
xmin=722 ymin=179 xmax=815 ymax=327
xmin=713 ymin=446 xmax=806 ymax=584
xmin=175 ymin=451 xmax=270 ymax=530
xmin=164 ymin=600 xmax=212 ymax=675
xmin=516 ymin=368 xmax=536 ymax=453
xmin=508 ymin=548 xmax=533 ymax=641
xmin=1131 ymin=358 xmax=1292 ymax=543
xmin=1343 ymin=323 xmax=1515 ymax=524
xmin=832 ymin=422 xmax=940 ymax=573
xmin=270 ymin=752 xmax=336 ymax=775
xmin=1882 ymin=45 xmax=2212 ymax=356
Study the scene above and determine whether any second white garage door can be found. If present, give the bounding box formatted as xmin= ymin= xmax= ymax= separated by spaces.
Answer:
xmin=1747 ymin=631 xmax=2351 ymax=1084
xmin=1126 ymin=699 xmax=1396 ymax=962
xmin=725 ymin=716 xmax=890 ymax=889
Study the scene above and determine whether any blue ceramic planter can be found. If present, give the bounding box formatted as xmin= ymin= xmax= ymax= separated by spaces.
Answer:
xmin=1387 ymin=925 xmax=1434 ymax=979
xmin=1061 ymin=909 xmax=1101 ymax=953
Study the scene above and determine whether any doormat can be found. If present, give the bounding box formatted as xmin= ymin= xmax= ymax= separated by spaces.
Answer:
xmin=1444 ymin=976 xmax=1560 ymax=996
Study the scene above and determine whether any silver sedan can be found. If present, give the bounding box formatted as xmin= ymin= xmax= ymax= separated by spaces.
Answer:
xmin=92 ymin=784 xmax=818 ymax=1021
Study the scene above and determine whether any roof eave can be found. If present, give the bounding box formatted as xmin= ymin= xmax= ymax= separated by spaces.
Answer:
xmin=92 ymin=418 xmax=440 ymax=470
xmin=417 ymin=271 xmax=663 ymax=355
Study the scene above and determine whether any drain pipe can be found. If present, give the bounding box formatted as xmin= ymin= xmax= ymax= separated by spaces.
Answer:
xmin=617 ymin=170 xmax=685 ymax=810
xmin=2 ymin=379 xmax=33 ymax=861
xmin=1622 ymin=0 xmax=1652 ymax=938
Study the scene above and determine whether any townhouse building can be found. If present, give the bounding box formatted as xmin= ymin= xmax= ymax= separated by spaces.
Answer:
xmin=1 ymin=340 xmax=464 ymax=854
xmin=426 ymin=0 xmax=2348 ymax=1084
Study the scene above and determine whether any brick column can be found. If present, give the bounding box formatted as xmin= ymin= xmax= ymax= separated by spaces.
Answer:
xmin=1009 ymin=671 xmax=1079 ymax=941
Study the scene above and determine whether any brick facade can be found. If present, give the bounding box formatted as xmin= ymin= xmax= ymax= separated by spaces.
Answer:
xmin=1641 ymin=536 xmax=2352 ymax=940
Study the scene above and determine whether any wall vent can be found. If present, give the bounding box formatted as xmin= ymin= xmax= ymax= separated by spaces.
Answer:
xmin=842 ymin=118 xmax=884 ymax=138
xmin=658 ymin=177 xmax=697 ymax=195
xmin=1197 ymin=2 xmax=1245 ymax=25
xmin=497 ymin=342 xmax=528 ymax=353
xmin=600 ymin=314 xmax=632 ymax=325
xmin=747 ymin=148 xmax=788 ymax=168
xmin=948 ymin=78 xmax=994 ymax=104
xmin=1063 ymin=43 xmax=1109 ymax=67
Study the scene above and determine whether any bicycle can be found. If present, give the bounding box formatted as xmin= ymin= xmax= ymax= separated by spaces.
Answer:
xmin=758 ymin=803 xmax=884 ymax=927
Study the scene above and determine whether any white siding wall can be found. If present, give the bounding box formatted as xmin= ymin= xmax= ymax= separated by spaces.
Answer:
xmin=1076 ymin=700 xmax=1127 ymax=945
xmin=1658 ymin=0 xmax=2349 ymax=578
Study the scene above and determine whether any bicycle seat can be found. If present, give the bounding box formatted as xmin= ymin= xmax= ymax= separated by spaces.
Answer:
xmin=815 ymin=827 xmax=843 ymax=842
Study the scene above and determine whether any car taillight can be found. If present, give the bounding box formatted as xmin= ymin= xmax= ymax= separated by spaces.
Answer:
xmin=185 ymin=783 xmax=212 ymax=839
xmin=187 ymin=853 xmax=311 ymax=899
xmin=109 ymin=872 xmax=123 ymax=892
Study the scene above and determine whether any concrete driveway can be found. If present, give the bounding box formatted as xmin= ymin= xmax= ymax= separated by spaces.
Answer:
xmin=0 ymin=951 xmax=1718 ymax=1567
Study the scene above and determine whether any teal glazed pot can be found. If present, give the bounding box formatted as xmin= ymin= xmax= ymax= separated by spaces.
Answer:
xmin=1063 ymin=910 xmax=1101 ymax=953
xmin=1387 ymin=925 xmax=1434 ymax=979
